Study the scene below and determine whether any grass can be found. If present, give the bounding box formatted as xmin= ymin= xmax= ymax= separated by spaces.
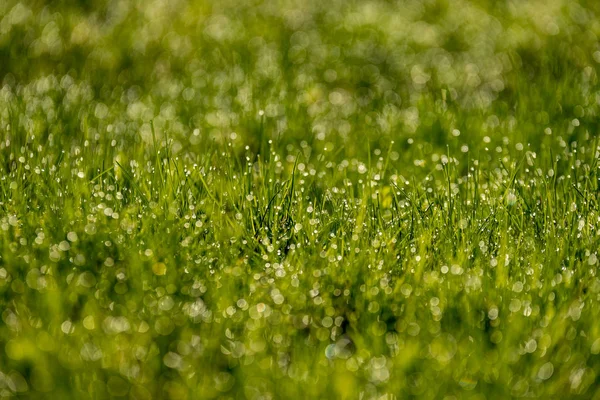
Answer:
xmin=1 ymin=0 xmax=600 ymax=398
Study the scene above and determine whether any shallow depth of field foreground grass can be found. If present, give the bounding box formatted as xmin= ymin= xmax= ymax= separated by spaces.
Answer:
xmin=2 ymin=0 xmax=600 ymax=398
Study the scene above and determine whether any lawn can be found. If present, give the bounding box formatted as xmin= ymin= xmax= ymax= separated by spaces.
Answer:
xmin=1 ymin=0 xmax=600 ymax=398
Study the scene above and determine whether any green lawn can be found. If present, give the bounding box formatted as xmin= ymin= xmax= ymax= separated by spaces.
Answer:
xmin=1 ymin=0 xmax=600 ymax=398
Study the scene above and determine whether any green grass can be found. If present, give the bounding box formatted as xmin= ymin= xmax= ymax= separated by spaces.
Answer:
xmin=1 ymin=0 xmax=600 ymax=398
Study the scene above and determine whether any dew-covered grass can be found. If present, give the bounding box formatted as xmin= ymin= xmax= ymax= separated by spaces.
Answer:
xmin=2 ymin=0 xmax=600 ymax=398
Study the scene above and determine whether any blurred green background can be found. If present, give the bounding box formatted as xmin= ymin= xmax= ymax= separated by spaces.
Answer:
xmin=2 ymin=0 xmax=600 ymax=155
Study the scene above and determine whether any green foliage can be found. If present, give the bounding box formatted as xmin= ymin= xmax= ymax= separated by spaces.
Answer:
xmin=1 ymin=0 xmax=600 ymax=398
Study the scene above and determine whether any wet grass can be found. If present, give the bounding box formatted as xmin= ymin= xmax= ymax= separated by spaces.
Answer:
xmin=1 ymin=0 xmax=600 ymax=398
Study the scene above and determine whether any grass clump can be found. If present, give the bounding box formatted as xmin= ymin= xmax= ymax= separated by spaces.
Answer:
xmin=1 ymin=0 xmax=600 ymax=398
